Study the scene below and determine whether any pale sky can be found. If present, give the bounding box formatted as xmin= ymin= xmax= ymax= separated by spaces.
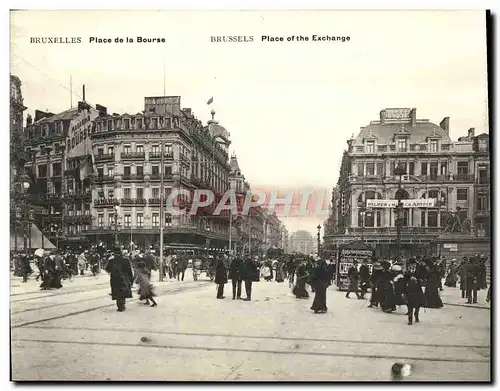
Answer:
xmin=10 ymin=10 xmax=489 ymax=236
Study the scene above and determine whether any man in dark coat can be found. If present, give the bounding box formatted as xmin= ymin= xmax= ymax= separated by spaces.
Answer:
xmin=229 ymin=257 xmax=243 ymax=300
xmin=359 ymin=259 xmax=371 ymax=299
xmin=88 ymin=250 xmax=100 ymax=277
xmin=241 ymin=256 xmax=258 ymax=301
xmin=215 ymin=258 xmax=228 ymax=299
xmin=20 ymin=252 xmax=33 ymax=283
xmin=345 ymin=261 xmax=361 ymax=299
xmin=106 ymin=247 xmax=134 ymax=312
xmin=368 ymin=262 xmax=383 ymax=308
xmin=465 ymin=258 xmax=480 ymax=304
xmin=404 ymin=259 xmax=425 ymax=325
xmin=459 ymin=258 xmax=468 ymax=298
xmin=310 ymin=259 xmax=330 ymax=313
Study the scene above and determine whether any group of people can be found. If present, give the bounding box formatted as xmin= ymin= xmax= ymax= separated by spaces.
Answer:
xmin=444 ymin=255 xmax=490 ymax=304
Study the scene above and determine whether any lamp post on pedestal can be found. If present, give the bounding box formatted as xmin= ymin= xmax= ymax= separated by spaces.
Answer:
xmin=316 ymin=224 xmax=321 ymax=257
xmin=358 ymin=201 xmax=366 ymax=241
xmin=394 ymin=164 xmax=406 ymax=266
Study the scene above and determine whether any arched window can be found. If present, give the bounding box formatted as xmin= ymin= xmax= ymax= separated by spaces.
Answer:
xmin=357 ymin=190 xmax=383 ymax=228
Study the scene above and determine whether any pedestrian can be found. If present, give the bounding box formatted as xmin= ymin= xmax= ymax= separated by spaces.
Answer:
xmin=379 ymin=261 xmax=396 ymax=312
xmin=241 ymin=256 xmax=259 ymax=301
xmin=423 ymin=258 xmax=443 ymax=308
xmin=359 ymin=259 xmax=371 ymax=299
xmin=345 ymin=261 xmax=361 ymax=299
xmin=458 ymin=258 xmax=468 ymax=299
xmin=106 ymin=246 xmax=134 ymax=312
xmin=486 ymin=285 xmax=491 ymax=303
xmin=135 ymin=260 xmax=157 ymax=307
xmin=215 ymin=258 xmax=228 ymax=299
xmin=293 ymin=261 xmax=310 ymax=299
xmin=444 ymin=260 xmax=458 ymax=287
xmin=20 ymin=252 xmax=32 ymax=283
xmin=261 ymin=263 xmax=272 ymax=281
xmin=310 ymin=259 xmax=330 ymax=314
xmin=465 ymin=258 xmax=480 ymax=304
xmin=391 ymin=265 xmax=406 ymax=309
xmin=275 ymin=259 xmax=286 ymax=283
xmin=78 ymin=252 xmax=87 ymax=276
xmin=368 ymin=262 xmax=383 ymax=308
xmin=478 ymin=256 xmax=487 ymax=290
xmin=229 ymin=256 xmax=243 ymax=300
xmin=404 ymin=260 xmax=425 ymax=325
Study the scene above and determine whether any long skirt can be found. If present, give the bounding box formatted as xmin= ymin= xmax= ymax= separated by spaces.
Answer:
xmin=424 ymin=287 xmax=443 ymax=308
xmin=293 ymin=279 xmax=309 ymax=298
xmin=310 ymin=281 xmax=328 ymax=312
xmin=445 ymin=273 xmax=457 ymax=287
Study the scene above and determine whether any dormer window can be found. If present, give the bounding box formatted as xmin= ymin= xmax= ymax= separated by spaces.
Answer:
xmin=124 ymin=119 xmax=130 ymax=129
xmin=430 ymin=139 xmax=439 ymax=152
xmin=366 ymin=141 xmax=375 ymax=153
xmin=397 ymin=139 xmax=407 ymax=152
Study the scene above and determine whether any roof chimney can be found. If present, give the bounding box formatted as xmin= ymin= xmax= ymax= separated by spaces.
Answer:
xmin=468 ymin=128 xmax=475 ymax=139
xmin=82 ymin=85 xmax=86 ymax=102
xmin=380 ymin=109 xmax=386 ymax=124
xmin=410 ymin=108 xmax=417 ymax=126
xmin=440 ymin=117 xmax=450 ymax=134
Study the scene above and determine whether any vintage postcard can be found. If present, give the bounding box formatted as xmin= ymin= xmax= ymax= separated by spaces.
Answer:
xmin=9 ymin=9 xmax=490 ymax=382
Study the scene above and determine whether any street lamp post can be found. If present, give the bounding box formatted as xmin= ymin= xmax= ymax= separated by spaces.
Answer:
xmin=358 ymin=201 xmax=366 ymax=241
xmin=317 ymin=224 xmax=321 ymax=256
xmin=114 ymin=205 xmax=119 ymax=245
xmin=394 ymin=164 xmax=406 ymax=265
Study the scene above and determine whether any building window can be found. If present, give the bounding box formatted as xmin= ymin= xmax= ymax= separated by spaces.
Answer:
xmin=457 ymin=189 xmax=468 ymax=201
xmin=397 ymin=139 xmax=407 ymax=152
xmin=376 ymin=162 xmax=383 ymax=176
xmin=123 ymin=145 xmax=131 ymax=154
xmin=152 ymin=165 xmax=159 ymax=175
xmin=165 ymin=165 xmax=173 ymax=176
xmin=123 ymin=166 xmax=131 ymax=176
xmin=366 ymin=142 xmax=375 ymax=153
xmin=165 ymin=144 xmax=173 ymax=156
xmin=124 ymin=214 xmax=131 ymax=227
xmin=457 ymin=161 xmax=469 ymax=176
xmin=357 ymin=163 xmax=364 ymax=177
xmin=440 ymin=162 xmax=447 ymax=175
xmin=165 ymin=213 xmax=172 ymax=227
xmin=478 ymin=168 xmax=488 ymax=184
xmin=428 ymin=211 xmax=438 ymax=227
xmin=136 ymin=187 xmax=144 ymax=199
xmin=136 ymin=145 xmax=144 ymax=153
xmin=152 ymin=145 xmax=160 ymax=154
xmin=52 ymin=163 xmax=61 ymax=176
xmin=97 ymin=167 xmax=104 ymax=177
xmin=137 ymin=213 xmax=143 ymax=227
xmin=421 ymin=162 xmax=427 ymax=176
xmin=107 ymin=189 xmax=114 ymax=198
xmin=98 ymin=214 xmax=104 ymax=227
xmin=152 ymin=118 xmax=158 ymax=129
xmin=408 ymin=162 xmax=414 ymax=176
xmin=124 ymin=119 xmax=130 ymax=129
xmin=38 ymin=164 xmax=47 ymax=178
xmin=108 ymin=146 xmax=114 ymax=155
xmin=430 ymin=140 xmax=438 ymax=152
xmin=366 ymin=163 xmax=375 ymax=176
xmin=136 ymin=119 xmax=142 ymax=129
xmin=108 ymin=214 xmax=114 ymax=226
xmin=97 ymin=148 xmax=104 ymax=156
xmin=477 ymin=195 xmax=488 ymax=211
xmin=137 ymin=166 xmax=144 ymax=176
xmin=108 ymin=166 xmax=114 ymax=177
xmin=152 ymin=213 xmax=159 ymax=227
xmin=124 ymin=188 xmax=131 ymax=199
xmin=152 ymin=187 xmax=160 ymax=198
xmin=429 ymin=162 xmax=438 ymax=179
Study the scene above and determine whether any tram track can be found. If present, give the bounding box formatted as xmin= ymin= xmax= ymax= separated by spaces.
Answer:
xmin=11 ymin=281 xmax=211 ymax=328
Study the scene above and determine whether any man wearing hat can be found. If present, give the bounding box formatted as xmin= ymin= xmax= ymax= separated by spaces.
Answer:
xmin=359 ymin=259 xmax=371 ymax=299
xmin=368 ymin=261 xmax=383 ymax=308
xmin=105 ymin=245 xmax=134 ymax=312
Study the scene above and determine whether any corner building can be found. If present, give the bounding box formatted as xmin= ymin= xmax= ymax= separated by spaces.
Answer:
xmin=324 ymin=108 xmax=490 ymax=259
xmin=86 ymin=97 xmax=232 ymax=250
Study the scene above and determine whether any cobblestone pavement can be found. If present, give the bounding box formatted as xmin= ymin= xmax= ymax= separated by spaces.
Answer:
xmin=11 ymin=272 xmax=490 ymax=381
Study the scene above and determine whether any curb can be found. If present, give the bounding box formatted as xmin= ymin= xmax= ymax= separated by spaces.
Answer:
xmin=443 ymin=302 xmax=490 ymax=310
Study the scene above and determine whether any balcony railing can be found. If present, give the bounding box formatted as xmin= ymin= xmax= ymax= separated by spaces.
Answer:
xmin=82 ymin=224 xmax=229 ymax=239
xmin=120 ymin=198 xmax=147 ymax=206
xmin=44 ymin=193 xmax=63 ymax=202
xmin=94 ymin=198 xmax=120 ymax=207
xmin=349 ymin=227 xmax=442 ymax=235
xmin=94 ymin=153 xmax=114 ymax=162
xmin=94 ymin=175 xmax=114 ymax=183
xmin=122 ymin=174 xmax=145 ymax=181
xmin=149 ymin=152 xmax=161 ymax=160
xmin=64 ymin=214 xmax=92 ymax=223
xmin=474 ymin=210 xmax=490 ymax=218
xmin=121 ymin=152 xmax=145 ymax=160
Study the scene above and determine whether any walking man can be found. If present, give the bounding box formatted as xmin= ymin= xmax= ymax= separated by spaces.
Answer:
xmin=229 ymin=256 xmax=243 ymax=300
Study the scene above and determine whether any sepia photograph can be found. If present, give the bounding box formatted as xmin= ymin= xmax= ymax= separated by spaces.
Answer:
xmin=8 ymin=8 xmax=491 ymax=382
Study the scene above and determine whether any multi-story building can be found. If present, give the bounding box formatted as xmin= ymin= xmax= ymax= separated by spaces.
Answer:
xmin=228 ymin=153 xmax=268 ymax=254
xmin=280 ymin=225 xmax=289 ymax=253
xmin=324 ymin=107 xmax=490 ymax=259
xmin=22 ymin=98 xmax=98 ymax=249
xmin=264 ymin=212 xmax=282 ymax=251
xmin=84 ymin=96 xmax=233 ymax=250
xmin=289 ymin=230 xmax=314 ymax=255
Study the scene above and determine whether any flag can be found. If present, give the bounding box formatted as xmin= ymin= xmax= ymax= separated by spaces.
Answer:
xmin=75 ymin=156 xmax=91 ymax=182
xmin=206 ymin=97 xmax=213 ymax=105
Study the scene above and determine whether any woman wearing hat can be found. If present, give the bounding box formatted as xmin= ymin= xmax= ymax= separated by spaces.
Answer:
xmin=379 ymin=260 xmax=396 ymax=312
xmin=368 ymin=261 xmax=384 ymax=308
xmin=423 ymin=257 xmax=443 ymax=309
xmin=391 ymin=264 xmax=406 ymax=309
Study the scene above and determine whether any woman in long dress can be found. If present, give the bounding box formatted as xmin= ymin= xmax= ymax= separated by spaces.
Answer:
xmin=444 ymin=261 xmax=458 ymax=287
xmin=310 ymin=259 xmax=330 ymax=313
xmin=293 ymin=261 xmax=309 ymax=299
xmin=423 ymin=258 xmax=444 ymax=309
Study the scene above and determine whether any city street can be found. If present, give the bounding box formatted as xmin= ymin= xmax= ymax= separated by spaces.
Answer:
xmin=11 ymin=270 xmax=490 ymax=381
